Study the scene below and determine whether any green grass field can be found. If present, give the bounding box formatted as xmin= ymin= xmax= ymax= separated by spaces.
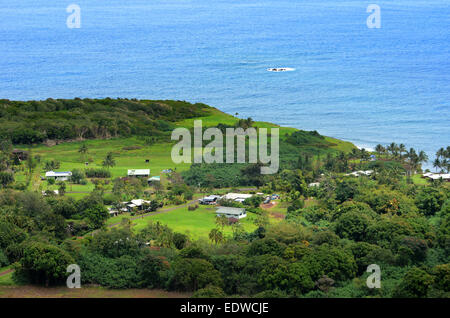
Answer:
xmin=129 ymin=205 xmax=259 ymax=240
xmin=410 ymin=174 xmax=429 ymax=185
xmin=17 ymin=137 xmax=192 ymax=193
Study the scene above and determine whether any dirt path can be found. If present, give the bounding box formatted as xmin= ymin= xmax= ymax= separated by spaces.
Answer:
xmin=0 ymin=269 xmax=13 ymax=277
xmin=261 ymin=201 xmax=278 ymax=209
xmin=0 ymin=285 xmax=191 ymax=298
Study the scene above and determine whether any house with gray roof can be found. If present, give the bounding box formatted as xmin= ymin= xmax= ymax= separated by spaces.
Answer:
xmin=215 ymin=207 xmax=247 ymax=219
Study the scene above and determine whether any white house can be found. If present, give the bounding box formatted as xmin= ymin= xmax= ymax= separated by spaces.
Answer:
xmin=123 ymin=199 xmax=151 ymax=211
xmin=222 ymin=193 xmax=253 ymax=202
xmin=345 ymin=170 xmax=373 ymax=177
xmin=199 ymin=195 xmax=221 ymax=205
xmin=147 ymin=176 xmax=161 ymax=184
xmin=42 ymin=190 xmax=59 ymax=196
xmin=45 ymin=171 xmax=72 ymax=181
xmin=216 ymin=207 xmax=247 ymax=219
xmin=423 ymin=173 xmax=450 ymax=181
xmin=127 ymin=169 xmax=150 ymax=177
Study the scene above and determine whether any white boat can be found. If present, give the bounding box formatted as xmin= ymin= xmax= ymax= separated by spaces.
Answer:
xmin=267 ymin=67 xmax=295 ymax=72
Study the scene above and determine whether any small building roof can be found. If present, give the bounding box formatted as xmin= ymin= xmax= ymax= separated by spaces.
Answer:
xmin=128 ymin=169 xmax=150 ymax=176
xmin=216 ymin=207 xmax=246 ymax=215
xmin=345 ymin=170 xmax=373 ymax=177
xmin=42 ymin=190 xmax=59 ymax=195
xmin=202 ymin=195 xmax=221 ymax=201
xmin=130 ymin=199 xmax=151 ymax=206
xmin=45 ymin=171 xmax=72 ymax=177
xmin=148 ymin=176 xmax=161 ymax=181
xmin=222 ymin=193 xmax=253 ymax=201
xmin=426 ymin=173 xmax=450 ymax=180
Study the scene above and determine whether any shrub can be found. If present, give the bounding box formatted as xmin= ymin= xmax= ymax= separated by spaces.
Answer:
xmin=188 ymin=204 xmax=199 ymax=211
xmin=415 ymin=187 xmax=447 ymax=216
xmin=169 ymin=258 xmax=223 ymax=291
xmin=192 ymin=285 xmax=226 ymax=298
xmin=70 ymin=169 xmax=86 ymax=184
xmin=0 ymin=171 xmax=14 ymax=187
xmin=85 ymin=168 xmax=111 ymax=178
xmin=15 ymin=242 xmax=75 ymax=286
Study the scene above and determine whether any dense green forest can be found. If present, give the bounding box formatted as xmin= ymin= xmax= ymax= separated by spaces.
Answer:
xmin=0 ymin=98 xmax=210 ymax=144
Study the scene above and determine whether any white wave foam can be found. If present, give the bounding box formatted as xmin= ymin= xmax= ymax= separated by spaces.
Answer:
xmin=267 ymin=67 xmax=295 ymax=72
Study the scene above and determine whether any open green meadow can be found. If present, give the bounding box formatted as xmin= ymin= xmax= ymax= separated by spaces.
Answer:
xmin=128 ymin=205 xmax=259 ymax=240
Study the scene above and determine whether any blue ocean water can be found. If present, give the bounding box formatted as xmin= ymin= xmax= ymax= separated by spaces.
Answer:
xmin=0 ymin=0 xmax=449 ymax=167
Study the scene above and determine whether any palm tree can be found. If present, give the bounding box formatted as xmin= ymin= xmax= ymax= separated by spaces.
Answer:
xmin=443 ymin=158 xmax=450 ymax=173
xmin=102 ymin=152 xmax=116 ymax=169
xmin=398 ymin=144 xmax=406 ymax=159
xmin=418 ymin=150 xmax=428 ymax=166
xmin=387 ymin=142 xmax=397 ymax=158
xmin=209 ymin=228 xmax=224 ymax=245
xmin=215 ymin=215 xmax=228 ymax=230
xmin=435 ymin=147 xmax=450 ymax=173
xmin=436 ymin=147 xmax=445 ymax=159
xmin=375 ymin=144 xmax=385 ymax=157
xmin=78 ymin=143 xmax=88 ymax=155
xmin=433 ymin=158 xmax=442 ymax=173
xmin=405 ymin=148 xmax=418 ymax=176
xmin=360 ymin=148 xmax=370 ymax=162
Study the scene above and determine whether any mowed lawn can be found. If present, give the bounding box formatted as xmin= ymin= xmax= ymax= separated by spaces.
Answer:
xmin=130 ymin=205 xmax=259 ymax=240
xmin=22 ymin=137 xmax=190 ymax=179
xmin=16 ymin=137 xmax=192 ymax=193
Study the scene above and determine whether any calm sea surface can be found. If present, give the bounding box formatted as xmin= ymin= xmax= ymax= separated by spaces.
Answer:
xmin=1 ymin=0 xmax=449 ymax=166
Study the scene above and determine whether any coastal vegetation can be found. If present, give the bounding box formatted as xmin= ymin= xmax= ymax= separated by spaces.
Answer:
xmin=0 ymin=99 xmax=448 ymax=298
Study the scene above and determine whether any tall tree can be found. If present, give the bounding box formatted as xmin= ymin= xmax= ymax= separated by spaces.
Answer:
xmin=102 ymin=152 xmax=116 ymax=169
xmin=375 ymin=144 xmax=385 ymax=157
xmin=209 ymin=228 xmax=224 ymax=245
xmin=399 ymin=143 xmax=406 ymax=159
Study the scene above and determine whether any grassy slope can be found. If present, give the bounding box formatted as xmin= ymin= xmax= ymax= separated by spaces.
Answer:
xmin=177 ymin=107 xmax=355 ymax=152
xmin=16 ymin=105 xmax=356 ymax=195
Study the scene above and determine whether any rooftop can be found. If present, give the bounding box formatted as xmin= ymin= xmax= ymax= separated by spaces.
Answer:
xmin=45 ymin=171 xmax=72 ymax=177
xmin=222 ymin=193 xmax=253 ymax=200
xmin=128 ymin=169 xmax=150 ymax=176
xmin=216 ymin=207 xmax=246 ymax=215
